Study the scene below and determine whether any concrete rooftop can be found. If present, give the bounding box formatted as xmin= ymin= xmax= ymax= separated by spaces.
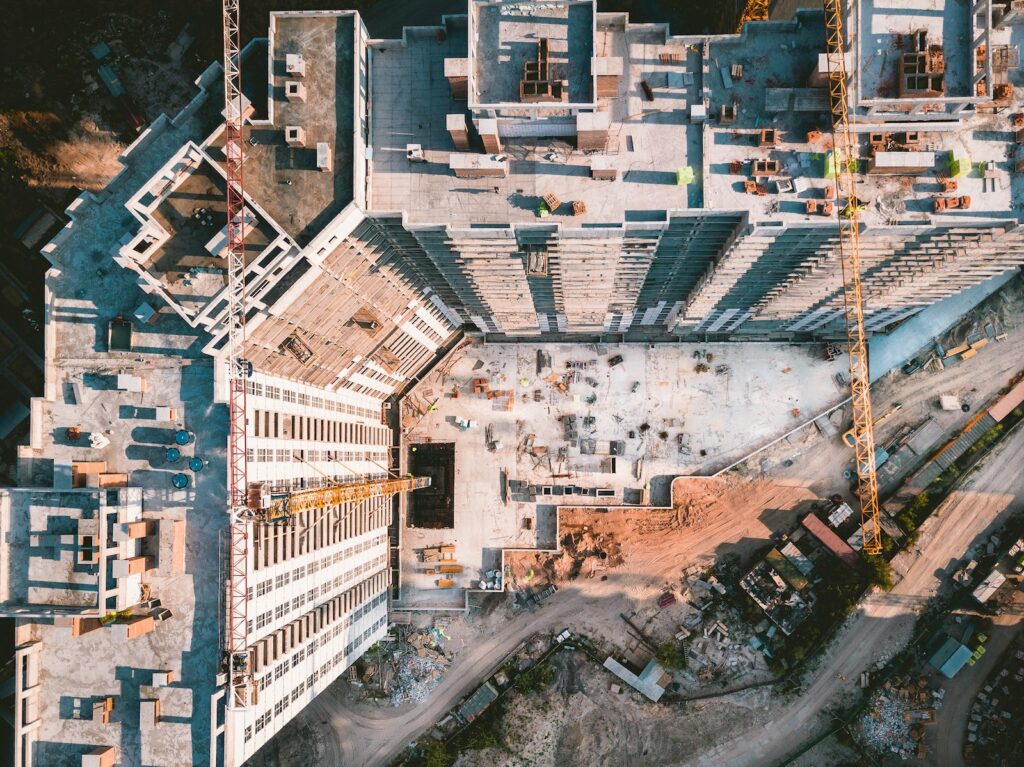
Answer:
xmin=241 ymin=12 xmax=356 ymax=245
xmin=470 ymin=0 xmax=596 ymax=106
xmin=20 ymin=74 xmax=231 ymax=765
xmin=369 ymin=17 xmax=699 ymax=224
xmin=142 ymin=156 xmax=276 ymax=315
xmin=857 ymin=0 xmax=974 ymax=100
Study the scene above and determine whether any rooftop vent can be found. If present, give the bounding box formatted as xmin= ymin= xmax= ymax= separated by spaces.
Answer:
xmin=316 ymin=142 xmax=332 ymax=173
xmin=285 ymin=53 xmax=305 ymax=77
xmin=285 ymin=126 xmax=306 ymax=148
xmin=285 ymin=80 xmax=306 ymax=102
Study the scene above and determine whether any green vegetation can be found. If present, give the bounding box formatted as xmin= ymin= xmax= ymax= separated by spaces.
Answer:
xmin=515 ymin=663 xmax=554 ymax=695
xmin=771 ymin=556 xmax=865 ymax=671
xmin=897 ymin=491 xmax=930 ymax=533
xmin=655 ymin=641 xmax=687 ymax=671
xmin=420 ymin=739 xmax=452 ymax=767
xmin=863 ymin=554 xmax=894 ymax=591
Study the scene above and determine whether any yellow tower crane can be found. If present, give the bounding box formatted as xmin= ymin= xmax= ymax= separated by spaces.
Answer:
xmin=736 ymin=0 xmax=770 ymax=33
xmin=252 ymin=451 xmax=430 ymax=523
xmin=821 ymin=0 xmax=883 ymax=555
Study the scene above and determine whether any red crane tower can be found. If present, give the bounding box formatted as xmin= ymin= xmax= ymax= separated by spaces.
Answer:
xmin=221 ymin=0 xmax=252 ymax=709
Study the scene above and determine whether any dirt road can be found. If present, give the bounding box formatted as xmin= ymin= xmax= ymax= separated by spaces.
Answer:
xmin=928 ymin=593 xmax=1024 ymax=767
xmin=764 ymin=298 xmax=1024 ymax=498
xmin=687 ymin=423 xmax=1024 ymax=767
xmin=252 ymin=376 xmax=1024 ymax=767
xmin=258 ymin=426 xmax=1023 ymax=767
xmin=250 ymin=478 xmax=817 ymax=767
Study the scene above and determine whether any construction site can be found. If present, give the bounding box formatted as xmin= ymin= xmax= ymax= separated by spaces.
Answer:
xmin=2 ymin=1 xmax=1024 ymax=766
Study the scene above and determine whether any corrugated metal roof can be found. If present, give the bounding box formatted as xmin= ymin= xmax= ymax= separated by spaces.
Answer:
xmin=940 ymin=645 xmax=974 ymax=679
xmin=801 ymin=513 xmax=859 ymax=567
xmin=989 ymin=377 xmax=1024 ymax=422
xmin=972 ymin=569 xmax=1007 ymax=603
xmin=603 ymin=657 xmax=666 ymax=702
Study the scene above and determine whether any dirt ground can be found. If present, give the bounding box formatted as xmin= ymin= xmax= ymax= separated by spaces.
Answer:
xmin=0 ymin=3 xmax=215 ymax=231
xmin=504 ymin=475 xmax=819 ymax=614
xmin=452 ymin=655 xmax=776 ymax=767
xmin=786 ymin=734 xmax=862 ymax=767
xmin=738 ymin=275 xmax=1024 ymax=500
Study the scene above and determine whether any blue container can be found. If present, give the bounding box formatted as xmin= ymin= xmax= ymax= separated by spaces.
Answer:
xmin=189 ymin=457 xmax=204 ymax=472
xmin=174 ymin=429 xmax=194 ymax=446
xmin=171 ymin=473 xmax=190 ymax=489
xmin=166 ymin=447 xmax=181 ymax=463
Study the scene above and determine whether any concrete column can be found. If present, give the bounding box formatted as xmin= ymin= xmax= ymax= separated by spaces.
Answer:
xmin=444 ymin=58 xmax=468 ymax=100
xmin=576 ymin=111 xmax=610 ymax=151
xmin=285 ymin=126 xmax=306 ymax=148
xmin=478 ymin=118 xmax=501 ymax=153
xmin=447 ymin=114 xmax=470 ymax=150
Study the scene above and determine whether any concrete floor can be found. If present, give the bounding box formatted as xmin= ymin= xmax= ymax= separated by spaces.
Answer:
xmin=22 ymin=77 xmax=230 ymax=765
xmin=857 ymin=0 xmax=973 ymax=100
xmin=25 ymin=361 xmax=228 ymax=767
xmin=397 ymin=340 xmax=848 ymax=606
xmin=242 ymin=13 xmax=355 ymax=245
xmin=368 ymin=18 xmax=696 ymax=225
xmin=473 ymin=1 xmax=595 ymax=105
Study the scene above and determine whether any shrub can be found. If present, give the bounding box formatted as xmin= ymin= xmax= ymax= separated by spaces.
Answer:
xmin=656 ymin=641 xmax=687 ymax=671
xmin=864 ymin=555 xmax=894 ymax=591
xmin=516 ymin=663 xmax=554 ymax=694
xmin=421 ymin=740 xmax=452 ymax=767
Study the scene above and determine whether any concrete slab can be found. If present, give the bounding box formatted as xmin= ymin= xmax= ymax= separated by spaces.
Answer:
xmin=20 ymin=68 xmax=230 ymax=765
xmin=397 ymin=340 xmax=848 ymax=606
xmin=868 ymin=267 xmax=1019 ymax=380
xmin=471 ymin=0 xmax=595 ymax=106
xmin=368 ymin=17 xmax=696 ymax=224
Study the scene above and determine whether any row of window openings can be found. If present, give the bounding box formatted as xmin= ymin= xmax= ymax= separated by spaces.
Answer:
xmin=246 ymin=613 xmax=388 ymax=740
xmin=253 ymin=534 xmax=387 ymax=599
xmin=247 ymin=448 xmax=388 ymax=463
xmin=256 ymin=474 xmax=388 ymax=494
xmin=252 ymin=410 xmax=388 ymax=445
xmin=252 ymin=503 xmax=389 ymax=570
xmin=252 ymin=555 xmax=387 ymax=631
xmin=264 ymin=598 xmax=386 ymax=684
xmin=246 ymin=381 xmax=379 ymax=420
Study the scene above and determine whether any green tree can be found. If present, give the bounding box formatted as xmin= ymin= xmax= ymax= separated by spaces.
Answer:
xmin=516 ymin=663 xmax=554 ymax=694
xmin=421 ymin=740 xmax=452 ymax=767
xmin=656 ymin=641 xmax=687 ymax=671
xmin=864 ymin=554 xmax=894 ymax=591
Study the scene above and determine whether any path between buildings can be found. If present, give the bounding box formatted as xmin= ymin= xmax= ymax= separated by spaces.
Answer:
xmin=687 ymin=424 xmax=1024 ymax=767
xmin=257 ymin=390 xmax=1024 ymax=767
xmin=275 ymin=481 xmax=816 ymax=766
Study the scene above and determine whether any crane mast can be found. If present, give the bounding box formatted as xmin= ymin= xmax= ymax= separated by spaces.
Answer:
xmin=736 ymin=0 xmax=769 ymax=33
xmin=822 ymin=0 xmax=883 ymax=555
xmin=219 ymin=4 xmax=433 ymax=714
xmin=222 ymin=0 xmax=252 ymax=709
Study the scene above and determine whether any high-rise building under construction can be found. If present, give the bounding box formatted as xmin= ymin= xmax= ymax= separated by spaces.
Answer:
xmin=2 ymin=2 xmax=1023 ymax=765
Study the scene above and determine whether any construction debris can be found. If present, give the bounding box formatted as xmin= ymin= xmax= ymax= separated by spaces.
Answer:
xmin=388 ymin=629 xmax=453 ymax=706
xmin=858 ymin=673 xmax=941 ymax=758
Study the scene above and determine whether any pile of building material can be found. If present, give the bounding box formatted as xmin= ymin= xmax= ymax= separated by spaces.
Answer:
xmin=388 ymin=630 xmax=452 ymax=706
xmin=505 ymin=526 xmax=624 ymax=588
xmin=684 ymin=618 xmax=762 ymax=684
xmin=859 ymin=674 xmax=938 ymax=758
